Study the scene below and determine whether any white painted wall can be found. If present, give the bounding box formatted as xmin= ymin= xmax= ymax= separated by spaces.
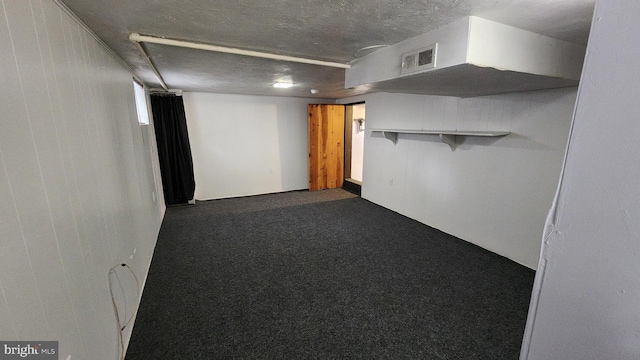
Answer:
xmin=183 ymin=92 xmax=332 ymax=200
xmin=522 ymin=2 xmax=640 ymax=359
xmin=350 ymin=104 xmax=365 ymax=182
xmin=339 ymin=89 xmax=575 ymax=268
xmin=0 ymin=1 xmax=164 ymax=359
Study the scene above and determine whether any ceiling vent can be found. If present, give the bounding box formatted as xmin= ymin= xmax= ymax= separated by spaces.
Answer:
xmin=401 ymin=44 xmax=437 ymax=75
xmin=346 ymin=17 xmax=586 ymax=97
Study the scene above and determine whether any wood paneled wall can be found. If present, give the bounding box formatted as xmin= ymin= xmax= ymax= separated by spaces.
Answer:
xmin=0 ymin=1 xmax=164 ymax=358
xmin=356 ymin=89 xmax=575 ymax=268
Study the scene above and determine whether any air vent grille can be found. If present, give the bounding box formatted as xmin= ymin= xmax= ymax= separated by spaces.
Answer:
xmin=401 ymin=43 xmax=437 ymax=75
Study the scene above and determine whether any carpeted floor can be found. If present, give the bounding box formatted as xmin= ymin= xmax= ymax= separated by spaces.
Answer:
xmin=126 ymin=189 xmax=534 ymax=359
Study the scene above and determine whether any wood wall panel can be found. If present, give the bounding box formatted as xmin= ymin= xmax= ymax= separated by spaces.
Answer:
xmin=308 ymin=104 xmax=344 ymax=191
xmin=359 ymin=89 xmax=575 ymax=268
xmin=0 ymin=0 xmax=165 ymax=358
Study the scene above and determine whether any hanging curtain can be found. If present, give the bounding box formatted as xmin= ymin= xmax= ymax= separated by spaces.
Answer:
xmin=150 ymin=94 xmax=196 ymax=205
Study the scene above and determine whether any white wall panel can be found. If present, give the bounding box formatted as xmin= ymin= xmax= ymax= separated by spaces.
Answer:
xmin=0 ymin=284 xmax=16 ymax=340
xmin=355 ymin=89 xmax=575 ymax=268
xmin=523 ymin=2 xmax=640 ymax=359
xmin=0 ymin=1 xmax=55 ymax=339
xmin=183 ymin=92 xmax=332 ymax=200
xmin=0 ymin=150 xmax=46 ymax=339
xmin=4 ymin=2 xmax=84 ymax=354
xmin=0 ymin=0 xmax=165 ymax=358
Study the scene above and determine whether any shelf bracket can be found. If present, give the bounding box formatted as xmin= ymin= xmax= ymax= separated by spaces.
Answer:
xmin=439 ymin=133 xmax=457 ymax=151
xmin=382 ymin=131 xmax=398 ymax=144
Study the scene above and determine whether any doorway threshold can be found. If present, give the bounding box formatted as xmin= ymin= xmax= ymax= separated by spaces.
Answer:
xmin=343 ymin=178 xmax=362 ymax=196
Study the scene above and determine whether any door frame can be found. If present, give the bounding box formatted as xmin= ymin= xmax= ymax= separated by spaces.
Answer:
xmin=342 ymin=101 xmax=365 ymax=195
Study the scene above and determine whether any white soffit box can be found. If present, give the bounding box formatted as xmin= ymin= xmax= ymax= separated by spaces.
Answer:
xmin=345 ymin=16 xmax=586 ymax=97
xmin=346 ymin=17 xmax=470 ymax=89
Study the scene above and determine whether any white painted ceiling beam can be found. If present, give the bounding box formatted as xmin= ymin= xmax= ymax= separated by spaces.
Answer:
xmin=129 ymin=33 xmax=351 ymax=69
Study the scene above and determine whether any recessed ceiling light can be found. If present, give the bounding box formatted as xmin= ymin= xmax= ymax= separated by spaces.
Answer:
xmin=273 ymin=82 xmax=294 ymax=88
xmin=310 ymin=89 xmax=319 ymax=94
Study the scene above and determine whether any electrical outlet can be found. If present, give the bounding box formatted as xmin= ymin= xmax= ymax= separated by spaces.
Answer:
xmin=389 ymin=179 xmax=394 ymax=186
xmin=268 ymin=168 xmax=273 ymax=174
xmin=152 ymin=191 xmax=156 ymax=202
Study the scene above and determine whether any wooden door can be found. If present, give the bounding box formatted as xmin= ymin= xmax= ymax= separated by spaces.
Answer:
xmin=308 ymin=104 xmax=345 ymax=191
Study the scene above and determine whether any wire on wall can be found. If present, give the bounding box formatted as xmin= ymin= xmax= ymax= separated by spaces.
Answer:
xmin=108 ymin=264 xmax=140 ymax=360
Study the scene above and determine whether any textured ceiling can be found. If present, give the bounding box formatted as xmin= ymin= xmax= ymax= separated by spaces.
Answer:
xmin=60 ymin=0 xmax=595 ymax=99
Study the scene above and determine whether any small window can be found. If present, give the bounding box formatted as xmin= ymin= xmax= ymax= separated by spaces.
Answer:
xmin=133 ymin=81 xmax=149 ymax=125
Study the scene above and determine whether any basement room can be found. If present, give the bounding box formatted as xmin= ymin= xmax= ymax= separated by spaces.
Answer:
xmin=2 ymin=0 xmax=639 ymax=359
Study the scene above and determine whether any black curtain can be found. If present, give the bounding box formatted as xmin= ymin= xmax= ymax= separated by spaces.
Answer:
xmin=151 ymin=94 xmax=196 ymax=205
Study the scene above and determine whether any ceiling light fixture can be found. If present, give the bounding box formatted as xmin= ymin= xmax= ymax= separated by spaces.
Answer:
xmin=273 ymin=82 xmax=294 ymax=89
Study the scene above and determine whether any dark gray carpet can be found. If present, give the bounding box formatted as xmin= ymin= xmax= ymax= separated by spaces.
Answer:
xmin=126 ymin=189 xmax=534 ymax=359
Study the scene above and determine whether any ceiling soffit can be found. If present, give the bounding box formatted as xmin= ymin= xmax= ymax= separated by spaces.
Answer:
xmin=59 ymin=0 xmax=595 ymax=98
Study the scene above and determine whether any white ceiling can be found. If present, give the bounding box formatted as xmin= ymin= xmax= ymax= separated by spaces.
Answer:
xmin=60 ymin=0 xmax=595 ymax=99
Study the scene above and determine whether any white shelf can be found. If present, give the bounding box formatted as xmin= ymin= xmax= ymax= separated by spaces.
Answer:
xmin=368 ymin=129 xmax=510 ymax=151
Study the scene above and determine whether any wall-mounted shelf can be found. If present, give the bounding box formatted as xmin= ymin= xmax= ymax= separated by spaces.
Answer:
xmin=368 ymin=129 xmax=510 ymax=151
